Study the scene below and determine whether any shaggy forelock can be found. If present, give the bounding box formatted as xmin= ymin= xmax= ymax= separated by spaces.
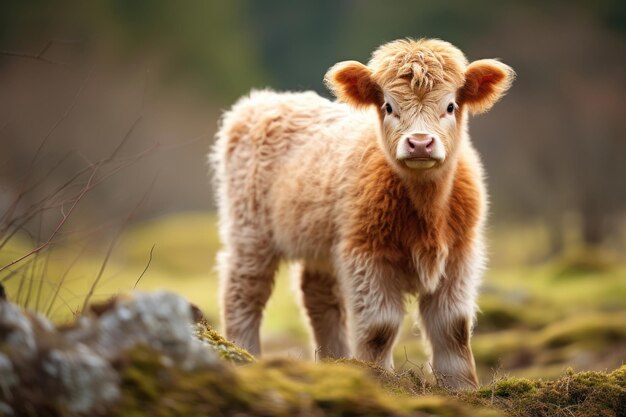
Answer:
xmin=368 ymin=39 xmax=468 ymax=99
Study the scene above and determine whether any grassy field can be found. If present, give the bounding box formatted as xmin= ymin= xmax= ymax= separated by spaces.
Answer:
xmin=1 ymin=212 xmax=625 ymax=383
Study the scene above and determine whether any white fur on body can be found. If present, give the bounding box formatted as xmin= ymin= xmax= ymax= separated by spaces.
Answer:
xmin=211 ymin=89 xmax=486 ymax=389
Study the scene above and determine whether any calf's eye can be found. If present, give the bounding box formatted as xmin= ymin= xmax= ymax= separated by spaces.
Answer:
xmin=446 ymin=103 xmax=455 ymax=114
xmin=384 ymin=102 xmax=393 ymax=114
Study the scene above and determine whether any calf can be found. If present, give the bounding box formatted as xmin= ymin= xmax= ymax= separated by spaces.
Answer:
xmin=211 ymin=38 xmax=514 ymax=389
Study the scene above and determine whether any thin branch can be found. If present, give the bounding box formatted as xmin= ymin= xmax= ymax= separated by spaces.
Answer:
xmin=0 ymin=39 xmax=79 ymax=68
xmin=0 ymin=50 xmax=67 ymax=67
xmin=107 ymin=115 xmax=142 ymax=162
xmin=134 ymin=244 xmax=155 ymax=289
xmin=0 ymin=139 xmax=160 ymax=251
xmin=13 ymin=261 xmax=30 ymax=305
xmin=48 ymin=289 xmax=77 ymax=319
xmin=0 ymin=152 xmax=76 ymax=239
xmin=0 ymin=258 xmax=34 ymax=283
xmin=23 ymin=214 xmax=44 ymax=309
xmin=37 ymin=40 xmax=54 ymax=58
xmin=45 ymin=246 xmax=85 ymax=317
xmin=81 ymin=175 xmax=157 ymax=312
xmin=0 ymin=66 xmax=93 ymax=226
xmin=34 ymin=251 xmax=51 ymax=312
xmin=0 ymin=165 xmax=100 ymax=273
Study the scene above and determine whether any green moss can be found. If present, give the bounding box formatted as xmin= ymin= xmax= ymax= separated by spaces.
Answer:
xmin=478 ymin=377 xmax=537 ymax=398
xmin=464 ymin=366 xmax=626 ymax=417
xmin=112 ymin=347 xmax=501 ymax=417
xmin=119 ymin=347 xmax=169 ymax=403
xmin=193 ymin=319 xmax=254 ymax=364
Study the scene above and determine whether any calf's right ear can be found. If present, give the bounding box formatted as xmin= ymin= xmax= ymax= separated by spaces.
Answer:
xmin=324 ymin=61 xmax=383 ymax=108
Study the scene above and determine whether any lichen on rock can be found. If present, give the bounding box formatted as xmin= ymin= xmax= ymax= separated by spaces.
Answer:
xmin=193 ymin=318 xmax=254 ymax=364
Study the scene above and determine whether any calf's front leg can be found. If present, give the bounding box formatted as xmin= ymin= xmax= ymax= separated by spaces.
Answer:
xmin=340 ymin=255 xmax=404 ymax=369
xmin=418 ymin=266 xmax=480 ymax=390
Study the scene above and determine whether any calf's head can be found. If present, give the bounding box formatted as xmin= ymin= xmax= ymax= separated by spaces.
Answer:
xmin=325 ymin=39 xmax=514 ymax=175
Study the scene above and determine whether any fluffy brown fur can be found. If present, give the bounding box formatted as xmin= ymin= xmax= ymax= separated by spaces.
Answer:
xmin=211 ymin=38 xmax=514 ymax=390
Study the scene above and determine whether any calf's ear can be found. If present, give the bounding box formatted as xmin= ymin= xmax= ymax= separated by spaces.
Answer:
xmin=458 ymin=59 xmax=515 ymax=115
xmin=324 ymin=61 xmax=383 ymax=108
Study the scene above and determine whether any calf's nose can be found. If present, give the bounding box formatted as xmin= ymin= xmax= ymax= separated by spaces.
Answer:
xmin=405 ymin=134 xmax=435 ymax=158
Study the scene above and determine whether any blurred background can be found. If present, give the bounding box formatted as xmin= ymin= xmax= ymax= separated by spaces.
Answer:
xmin=1 ymin=0 xmax=625 ymax=382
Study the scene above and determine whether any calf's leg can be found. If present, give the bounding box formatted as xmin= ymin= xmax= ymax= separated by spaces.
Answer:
xmin=418 ymin=281 xmax=479 ymax=390
xmin=218 ymin=240 xmax=279 ymax=356
xmin=298 ymin=263 xmax=350 ymax=359
xmin=339 ymin=255 xmax=404 ymax=369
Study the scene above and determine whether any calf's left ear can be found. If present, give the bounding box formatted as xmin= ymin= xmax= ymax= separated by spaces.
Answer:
xmin=458 ymin=59 xmax=515 ymax=115
xmin=324 ymin=61 xmax=383 ymax=108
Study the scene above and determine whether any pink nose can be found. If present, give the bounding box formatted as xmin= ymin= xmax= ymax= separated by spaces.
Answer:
xmin=405 ymin=134 xmax=435 ymax=158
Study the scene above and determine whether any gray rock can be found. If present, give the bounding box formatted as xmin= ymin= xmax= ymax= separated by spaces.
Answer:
xmin=0 ymin=353 xmax=17 ymax=396
xmin=94 ymin=291 xmax=217 ymax=369
xmin=0 ymin=290 xmax=218 ymax=415
xmin=41 ymin=343 xmax=119 ymax=414
xmin=0 ymin=302 xmax=37 ymax=359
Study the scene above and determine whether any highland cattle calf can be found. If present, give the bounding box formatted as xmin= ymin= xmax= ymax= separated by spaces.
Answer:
xmin=211 ymin=38 xmax=514 ymax=389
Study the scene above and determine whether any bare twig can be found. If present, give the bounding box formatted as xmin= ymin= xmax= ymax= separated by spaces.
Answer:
xmin=398 ymin=345 xmax=422 ymax=371
xmin=45 ymin=246 xmax=86 ymax=317
xmin=81 ymin=175 xmax=157 ymax=312
xmin=0 ymin=164 xmax=100 ymax=273
xmin=13 ymin=261 xmax=29 ymax=306
xmin=134 ymin=244 xmax=155 ymax=289
xmin=48 ymin=289 xmax=79 ymax=319
xmin=0 ymin=39 xmax=80 ymax=68
xmin=107 ymin=115 xmax=142 ymax=162
xmin=487 ymin=363 xmax=503 ymax=406
xmin=22 ymin=247 xmax=39 ymax=309
xmin=22 ymin=210 xmax=44 ymax=309
xmin=0 ymin=66 xmax=93 ymax=226
xmin=34 ymin=251 xmax=51 ymax=312
xmin=0 ymin=258 xmax=34 ymax=284
xmin=0 ymin=139 xmax=160 ymax=251
xmin=0 ymin=157 xmax=92 ymax=241
xmin=0 ymin=50 xmax=66 ymax=67
xmin=0 ymin=152 xmax=73 ymax=228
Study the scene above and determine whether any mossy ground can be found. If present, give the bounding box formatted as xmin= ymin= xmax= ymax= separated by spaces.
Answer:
xmin=466 ymin=366 xmax=626 ymax=417
xmin=112 ymin=333 xmax=625 ymax=417
xmin=113 ymin=346 xmax=503 ymax=417
xmin=154 ymin=316 xmax=626 ymax=417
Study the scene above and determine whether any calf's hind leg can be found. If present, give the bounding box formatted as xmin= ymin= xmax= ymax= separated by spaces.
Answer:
xmin=298 ymin=263 xmax=350 ymax=359
xmin=218 ymin=237 xmax=279 ymax=356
